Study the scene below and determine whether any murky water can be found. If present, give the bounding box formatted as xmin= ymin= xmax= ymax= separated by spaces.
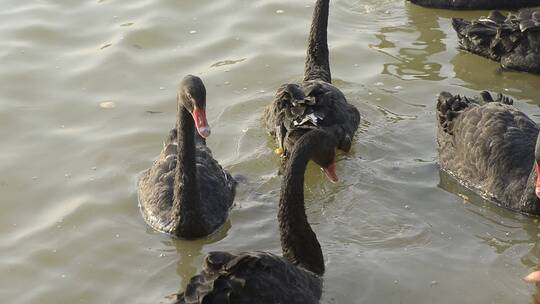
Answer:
xmin=3 ymin=0 xmax=540 ymax=303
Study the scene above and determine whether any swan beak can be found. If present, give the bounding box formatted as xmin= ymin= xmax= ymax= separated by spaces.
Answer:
xmin=323 ymin=161 xmax=338 ymax=183
xmin=192 ymin=107 xmax=211 ymax=138
xmin=524 ymin=271 xmax=540 ymax=285
xmin=536 ymin=162 xmax=540 ymax=199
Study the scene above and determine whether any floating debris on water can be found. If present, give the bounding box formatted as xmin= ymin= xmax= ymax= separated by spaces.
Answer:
xmin=64 ymin=173 xmax=71 ymax=178
xmin=120 ymin=22 xmax=134 ymax=27
xmin=276 ymin=9 xmax=285 ymax=14
xmin=430 ymin=280 xmax=439 ymax=286
xmin=210 ymin=58 xmax=246 ymax=68
xmin=99 ymin=101 xmax=115 ymax=109
xmin=159 ymin=86 xmax=165 ymax=91
xmin=100 ymin=43 xmax=112 ymax=50
xmin=189 ymin=30 xmax=197 ymax=34
xmin=375 ymin=82 xmax=384 ymax=86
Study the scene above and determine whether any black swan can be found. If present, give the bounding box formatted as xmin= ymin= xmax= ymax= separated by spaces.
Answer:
xmin=262 ymin=0 xmax=360 ymax=167
xmin=175 ymin=130 xmax=338 ymax=304
xmin=452 ymin=10 xmax=540 ymax=74
xmin=408 ymin=0 xmax=540 ymax=10
xmin=436 ymin=90 xmax=540 ymax=215
xmin=138 ymin=75 xmax=236 ymax=238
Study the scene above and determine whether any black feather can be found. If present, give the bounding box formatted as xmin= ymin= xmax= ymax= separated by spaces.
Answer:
xmin=452 ymin=9 xmax=540 ymax=74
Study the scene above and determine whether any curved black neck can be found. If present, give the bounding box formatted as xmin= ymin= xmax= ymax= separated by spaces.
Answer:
xmin=303 ymin=0 xmax=331 ymax=83
xmin=278 ymin=133 xmax=325 ymax=275
xmin=173 ymin=102 xmax=207 ymax=237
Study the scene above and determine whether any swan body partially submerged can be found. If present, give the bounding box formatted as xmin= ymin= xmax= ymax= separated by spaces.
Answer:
xmin=436 ymin=91 xmax=540 ymax=214
xmin=263 ymin=0 xmax=360 ymax=166
xmin=452 ymin=10 xmax=540 ymax=74
xmin=138 ymin=75 xmax=236 ymax=239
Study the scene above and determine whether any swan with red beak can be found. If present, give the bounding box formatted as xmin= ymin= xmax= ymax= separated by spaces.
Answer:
xmin=137 ymin=75 xmax=237 ymax=238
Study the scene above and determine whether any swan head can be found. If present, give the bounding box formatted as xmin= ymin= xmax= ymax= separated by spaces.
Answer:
xmin=310 ymin=131 xmax=338 ymax=183
xmin=178 ymin=75 xmax=211 ymax=138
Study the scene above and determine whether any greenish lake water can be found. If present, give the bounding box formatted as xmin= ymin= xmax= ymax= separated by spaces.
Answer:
xmin=2 ymin=0 xmax=540 ymax=303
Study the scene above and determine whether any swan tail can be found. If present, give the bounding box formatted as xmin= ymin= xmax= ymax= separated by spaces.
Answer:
xmin=437 ymin=91 xmax=513 ymax=135
xmin=436 ymin=92 xmax=474 ymax=135
xmin=452 ymin=11 xmax=524 ymax=62
xmin=175 ymin=251 xmax=238 ymax=304
xmin=303 ymin=0 xmax=331 ymax=83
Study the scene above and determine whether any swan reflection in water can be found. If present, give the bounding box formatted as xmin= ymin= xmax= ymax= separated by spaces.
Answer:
xmin=173 ymin=221 xmax=231 ymax=290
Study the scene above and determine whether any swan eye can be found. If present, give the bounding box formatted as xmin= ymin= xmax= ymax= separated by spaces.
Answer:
xmin=184 ymin=91 xmax=194 ymax=104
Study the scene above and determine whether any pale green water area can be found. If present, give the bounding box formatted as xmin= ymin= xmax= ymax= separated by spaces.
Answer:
xmin=4 ymin=0 xmax=540 ymax=303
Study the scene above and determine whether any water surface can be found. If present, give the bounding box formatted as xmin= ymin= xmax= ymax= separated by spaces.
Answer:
xmin=2 ymin=0 xmax=540 ymax=303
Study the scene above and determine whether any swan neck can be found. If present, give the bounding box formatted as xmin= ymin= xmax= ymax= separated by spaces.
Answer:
xmin=278 ymin=138 xmax=324 ymax=275
xmin=173 ymin=103 xmax=204 ymax=236
xmin=303 ymin=0 xmax=331 ymax=83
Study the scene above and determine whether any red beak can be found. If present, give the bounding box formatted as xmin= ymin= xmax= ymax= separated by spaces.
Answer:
xmin=192 ymin=107 xmax=211 ymax=138
xmin=323 ymin=161 xmax=338 ymax=183
xmin=534 ymin=161 xmax=540 ymax=198
xmin=524 ymin=271 xmax=540 ymax=285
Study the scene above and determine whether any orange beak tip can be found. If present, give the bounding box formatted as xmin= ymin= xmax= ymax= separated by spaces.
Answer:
xmin=192 ymin=107 xmax=211 ymax=138
xmin=525 ymin=271 xmax=540 ymax=284
xmin=323 ymin=162 xmax=338 ymax=183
